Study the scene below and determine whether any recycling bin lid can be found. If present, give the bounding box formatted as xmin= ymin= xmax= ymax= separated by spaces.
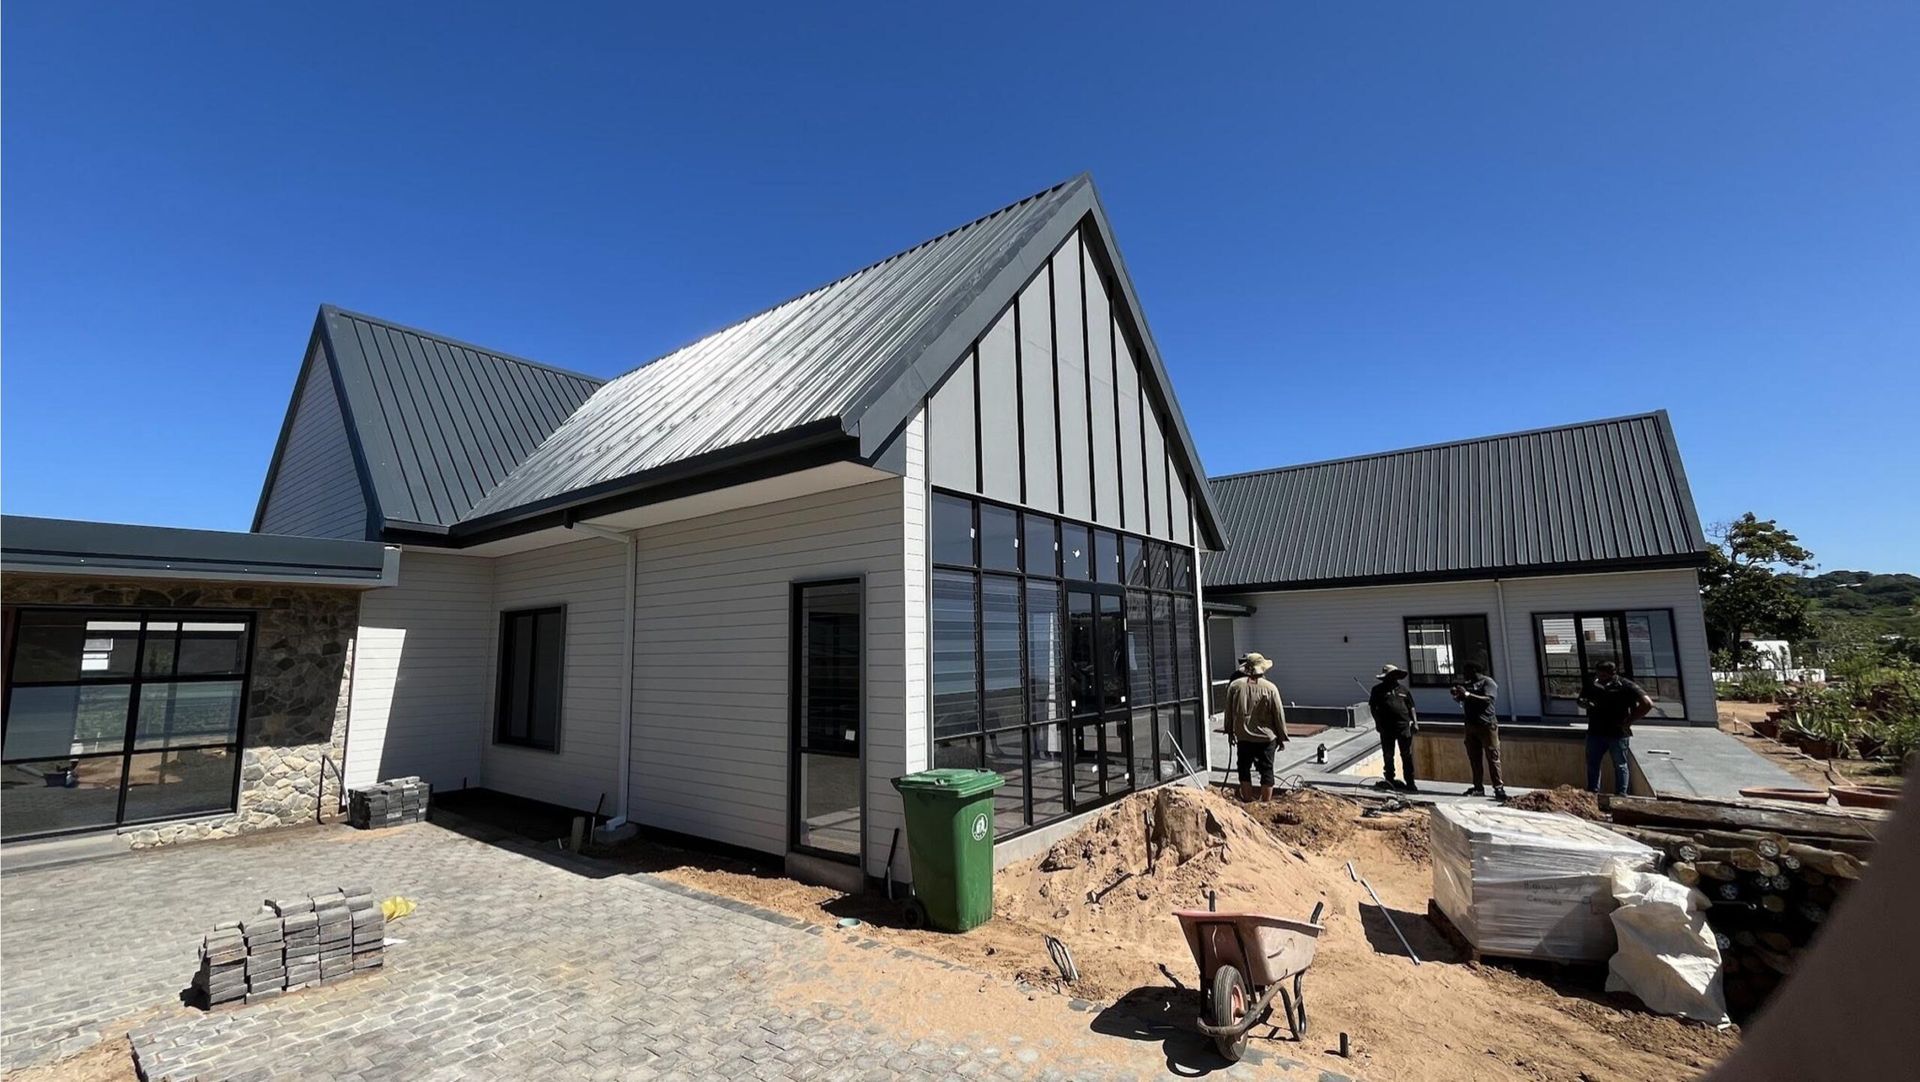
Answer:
xmin=891 ymin=768 xmax=1004 ymax=799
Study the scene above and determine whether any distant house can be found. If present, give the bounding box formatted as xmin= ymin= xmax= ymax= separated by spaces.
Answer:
xmin=1203 ymin=413 xmax=1718 ymax=726
xmin=2 ymin=175 xmax=1223 ymax=879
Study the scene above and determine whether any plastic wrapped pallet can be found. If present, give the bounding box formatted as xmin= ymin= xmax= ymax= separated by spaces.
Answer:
xmin=1431 ymin=803 xmax=1658 ymax=962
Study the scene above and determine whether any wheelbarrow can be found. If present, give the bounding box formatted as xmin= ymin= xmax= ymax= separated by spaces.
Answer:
xmin=1173 ymin=901 xmax=1326 ymax=1062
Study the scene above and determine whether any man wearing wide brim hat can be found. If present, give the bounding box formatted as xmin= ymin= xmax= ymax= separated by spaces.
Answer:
xmin=1368 ymin=664 xmax=1420 ymax=793
xmin=1224 ymin=653 xmax=1287 ymax=803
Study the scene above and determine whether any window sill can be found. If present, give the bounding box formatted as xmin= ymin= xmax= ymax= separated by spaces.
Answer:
xmin=491 ymin=741 xmax=561 ymax=754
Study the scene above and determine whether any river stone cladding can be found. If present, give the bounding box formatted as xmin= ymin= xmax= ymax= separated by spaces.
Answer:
xmin=0 ymin=574 xmax=360 ymax=847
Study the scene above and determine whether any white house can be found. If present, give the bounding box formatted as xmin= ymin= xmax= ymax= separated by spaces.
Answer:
xmin=1203 ymin=413 xmax=1718 ymax=726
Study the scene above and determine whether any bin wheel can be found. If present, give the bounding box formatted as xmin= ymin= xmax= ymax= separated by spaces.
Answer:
xmin=902 ymin=897 xmax=928 ymax=929
xmin=1210 ymin=965 xmax=1250 ymax=1062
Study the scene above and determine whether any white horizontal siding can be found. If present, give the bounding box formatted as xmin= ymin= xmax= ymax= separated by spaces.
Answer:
xmin=632 ymin=476 xmax=907 ymax=864
xmin=866 ymin=412 xmax=925 ymax=880
xmin=259 ymin=345 xmax=368 ymax=540
xmin=346 ymin=551 xmax=495 ymax=790
xmin=1222 ymin=568 xmax=1714 ymax=723
xmin=482 ymin=538 xmax=629 ymax=812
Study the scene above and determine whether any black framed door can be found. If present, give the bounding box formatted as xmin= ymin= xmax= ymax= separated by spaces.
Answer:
xmin=1065 ymin=586 xmax=1132 ymax=813
xmin=789 ymin=580 xmax=863 ymax=862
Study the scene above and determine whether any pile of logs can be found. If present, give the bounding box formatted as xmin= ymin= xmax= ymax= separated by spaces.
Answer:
xmin=1604 ymin=793 xmax=1883 ymax=1018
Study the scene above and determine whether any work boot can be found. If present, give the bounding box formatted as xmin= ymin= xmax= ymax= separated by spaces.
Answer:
xmin=1463 ymin=785 xmax=1487 ymax=797
xmin=1494 ymin=788 xmax=1511 ymax=802
xmin=1402 ymin=781 xmax=1421 ymax=793
xmin=1374 ymin=779 xmax=1397 ymax=790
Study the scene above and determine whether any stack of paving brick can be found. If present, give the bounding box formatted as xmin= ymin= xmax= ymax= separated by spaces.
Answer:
xmin=349 ymin=776 xmax=431 ymax=828
xmin=192 ymin=886 xmax=389 ymax=1009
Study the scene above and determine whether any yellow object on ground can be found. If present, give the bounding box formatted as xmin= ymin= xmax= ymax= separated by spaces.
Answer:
xmin=381 ymin=896 xmax=417 ymax=922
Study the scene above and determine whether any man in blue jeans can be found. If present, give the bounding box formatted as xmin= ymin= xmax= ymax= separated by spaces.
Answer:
xmin=1580 ymin=660 xmax=1653 ymax=793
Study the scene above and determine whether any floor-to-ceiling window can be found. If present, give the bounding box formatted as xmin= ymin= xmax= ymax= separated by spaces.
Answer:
xmin=2 ymin=609 xmax=253 ymax=840
xmin=1536 ymin=609 xmax=1686 ymax=718
xmin=930 ymin=492 xmax=1202 ymax=837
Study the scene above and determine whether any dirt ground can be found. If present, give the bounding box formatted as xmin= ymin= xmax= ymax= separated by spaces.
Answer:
xmin=5 ymin=1038 xmax=138 ymax=1082
xmin=1716 ymin=701 xmax=1905 ymax=791
xmin=1506 ymin=785 xmax=1607 ymax=820
xmin=607 ymin=786 xmax=1739 ymax=1081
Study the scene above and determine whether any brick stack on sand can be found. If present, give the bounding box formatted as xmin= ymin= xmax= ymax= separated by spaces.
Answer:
xmin=349 ymin=777 xmax=432 ymax=829
xmin=193 ymin=886 xmax=389 ymax=1008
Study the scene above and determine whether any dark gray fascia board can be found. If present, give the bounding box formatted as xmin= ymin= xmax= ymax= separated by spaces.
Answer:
xmin=2 ymin=515 xmax=399 ymax=587
xmin=1207 ymin=552 xmax=1710 ymax=595
xmin=1652 ymin=409 xmax=1710 ymax=551
xmin=843 ymin=174 xmax=1229 ymax=552
xmin=1202 ymin=599 xmax=1257 ymax=617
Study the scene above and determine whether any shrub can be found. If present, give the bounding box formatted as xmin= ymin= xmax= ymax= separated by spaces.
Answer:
xmin=1717 ymin=671 xmax=1784 ymax=703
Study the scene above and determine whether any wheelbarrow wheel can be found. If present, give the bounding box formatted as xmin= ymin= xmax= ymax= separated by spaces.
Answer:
xmin=1209 ymin=965 xmax=1251 ymax=1063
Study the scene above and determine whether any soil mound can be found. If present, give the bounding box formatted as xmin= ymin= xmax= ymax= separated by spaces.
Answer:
xmin=1256 ymin=788 xmax=1361 ymax=853
xmin=1506 ymin=785 xmax=1606 ymax=821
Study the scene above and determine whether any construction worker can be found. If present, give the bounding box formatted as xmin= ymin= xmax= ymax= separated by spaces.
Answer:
xmin=1224 ymin=652 xmax=1286 ymax=803
xmin=1451 ymin=661 xmax=1508 ymax=800
xmin=1368 ymin=663 xmax=1419 ymax=792
xmin=1579 ymin=660 xmax=1653 ymax=793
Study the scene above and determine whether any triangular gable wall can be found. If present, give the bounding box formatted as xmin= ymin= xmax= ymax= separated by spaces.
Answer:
xmin=252 ymin=330 xmax=378 ymax=540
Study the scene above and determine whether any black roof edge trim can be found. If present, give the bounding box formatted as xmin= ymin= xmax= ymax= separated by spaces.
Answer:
xmin=1202 ymin=599 xmax=1257 ymax=617
xmin=437 ymin=418 xmax=860 ymax=547
xmin=314 ymin=308 xmax=391 ymax=539
xmin=1206 ymin=553 xmax=1710 ymax=595
xmin=1652 ymin=409 xmax=1710 ymax=550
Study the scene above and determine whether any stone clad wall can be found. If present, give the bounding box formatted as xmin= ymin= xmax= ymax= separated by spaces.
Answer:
xmin=1 ymin=574 xmax=360 ymax=847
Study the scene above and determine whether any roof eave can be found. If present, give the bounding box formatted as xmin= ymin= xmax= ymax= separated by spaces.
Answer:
xmin=1205 ymin=552 xmax=1711 ymax=595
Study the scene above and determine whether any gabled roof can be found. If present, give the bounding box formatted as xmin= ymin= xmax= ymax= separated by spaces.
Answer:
xmin=253 ymin=308 xmax=603 ymax=535
xmin=1204 ymin=411 xmax=1709 ymax=592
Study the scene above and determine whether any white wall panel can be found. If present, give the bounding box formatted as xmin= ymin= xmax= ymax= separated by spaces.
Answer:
xmin=1083 ymin=246 xmax=1120 ymax=525
xmin=928 ymin=352 xmax=977 ymax=493
xmin=1052 ymin=238 xmax=1091 ymax=521
xmin=1018 ymin=277 xmax=1058 ymax=512
xmin=976 ymin=309 xmax=1020 ymax=503
xmin=1115 ymin=328 xmax=1145 ymax=533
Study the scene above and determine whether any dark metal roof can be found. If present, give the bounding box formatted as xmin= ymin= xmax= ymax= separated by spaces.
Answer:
xmin=454 ymin=175 xmax=1227 ymax=549
xmin=3 ymin=515 xmax=399 ymax=587
xmin=1203 ymin=411 xmax=1709 ymax=591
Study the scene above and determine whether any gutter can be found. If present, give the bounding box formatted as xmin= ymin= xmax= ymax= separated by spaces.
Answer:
xmin=566 ymin=521 xmax=637 ymax=829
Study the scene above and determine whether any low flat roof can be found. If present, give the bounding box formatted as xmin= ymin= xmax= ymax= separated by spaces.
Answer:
xmin=1 ymin=515 xmax=399 ymax=588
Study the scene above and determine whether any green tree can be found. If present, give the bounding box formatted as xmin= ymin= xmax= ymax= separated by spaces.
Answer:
xmin=1700 ymin=513 xmax=1815 ymax=658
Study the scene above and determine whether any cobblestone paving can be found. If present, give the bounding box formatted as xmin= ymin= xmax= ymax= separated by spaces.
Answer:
xmin=1 ymin=823 xmax=1346 ymax=1080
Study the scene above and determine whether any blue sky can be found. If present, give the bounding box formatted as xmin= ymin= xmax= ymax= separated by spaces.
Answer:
xmin=4 ymin=3 xmax=1915 ymax=571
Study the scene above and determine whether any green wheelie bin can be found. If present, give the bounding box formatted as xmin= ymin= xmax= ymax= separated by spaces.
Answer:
xmin=891 ymin=768 xmax=1004 ymax=932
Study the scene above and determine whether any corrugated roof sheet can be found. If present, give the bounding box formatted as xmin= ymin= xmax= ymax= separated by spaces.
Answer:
xmin=319 ymin=307 xmax=603 ymax=529
xmin=462 ymin=177 xmax=1088 ymax=520
xmin=1203 ymin=411 xmax=1708 ymax=591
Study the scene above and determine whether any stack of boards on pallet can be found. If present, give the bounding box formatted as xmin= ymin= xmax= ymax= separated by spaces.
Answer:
xmin=350 ymin=777 xmax=431 ymax=829
xmin=1604 ymin=793 xmax=1885 ymax=1018
xmin=194 ymin=886 xmax=386 ymax=1007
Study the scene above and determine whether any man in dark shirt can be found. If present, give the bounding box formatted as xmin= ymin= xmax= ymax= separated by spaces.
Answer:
xmin=1450 ymin=661 xmax=1507 ymax=800
xmin=1368 ymin=663 xmax=1420 ymax=792
xmin=1580 ymin=660 xmax=1654 ymax=793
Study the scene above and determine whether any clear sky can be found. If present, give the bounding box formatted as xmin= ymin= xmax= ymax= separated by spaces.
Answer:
xmin=4 ymin=3 xmax=1915 ymax=571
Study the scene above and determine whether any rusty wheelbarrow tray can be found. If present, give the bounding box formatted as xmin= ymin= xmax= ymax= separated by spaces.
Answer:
xmin=1173 ymin=901 xmax=1326 ymax=1062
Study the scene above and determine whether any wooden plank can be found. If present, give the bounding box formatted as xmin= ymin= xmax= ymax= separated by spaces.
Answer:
xmin=1604 ymin=795 xmax=1881 ymax=841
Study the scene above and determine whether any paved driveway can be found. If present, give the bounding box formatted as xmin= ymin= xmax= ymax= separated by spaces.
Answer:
xmin=1 ymin=822 xmax=1346 ymax=1081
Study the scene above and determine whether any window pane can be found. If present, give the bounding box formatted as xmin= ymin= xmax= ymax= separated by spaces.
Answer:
xmin=982 ymin=576 xmax=1023 ymax=730
xmin=797 ymin=753 xmax=861 ymax=856
xmin=933 ymin=735 xmax=981 ymax=770
xmin=530 ymin=611 xmax=566 ymax=748
xmin=1066 ymin=591 xmax=1097 ymax=717
xmin=141 ymin=622 xmax=179 ymax=676
xmin=1170 ymin=548 xmax=1192 ymax=591
xmin=1098 ymin=594 xmax=1128 ymax=712
xmin=1174 ymin=596 xmax=1198 ymax=700
xmin=3 ymin=685 xmax=131 ymax=759
xmin=798 ymin=584 xmax=861 ymax=755
xmin=1152 ymin=594 xmax=1175 ymax=702
xmin=11 ymin=611 xmax=141 ymax=682
xmin=1095 ymin=530 xmax=1122 ymax=584
xmin=932 ymin=494 xmax=975 ymax=567
xmin=173 ymin=621 xmax=250 ymax=676
xmin=500 ymin=615 xmax=533 ymax=742
xmin=1149 ymin=542 xmax=1171 ymax=589
xmin=1070 ymin=723 xmax=1102 ymax=808
xmin=1182 ymin=700 xmax=1205 ymax=771
xmin=985 ymin=727 xmax=1027 ymax=832
xmin=1207 ymin=616 xmax=1239 ymax=683
xmin=134 ymin=681 xmax=243 ymax=749
xmin=1131 ymin=708 xmax=1155 ymax=787
xmin=1126 ymin=591 xmax=1154 ymax=705
xmin=1060 ymin=524 xmax=1091 ymax=581
xmin=932 ymin=572 xmax=980 ymax=737
xmin=1022 ymin=514 xmax=1057 ymax=577
xmin=1405 ymin=615 xmax=1491 ymax=687
xmin=1538 ymin=615 xmax=1582 ymax=699
xmin=1026 ymin=582 xmax=1062 ymax=723
xmin=1161 ymin=703 xmax=1196 ymax=775
xmin=0 ymin=756 xmax=127 ymax=840
xmin=1156 ymin=707 xmax=1180 ymax=781
xmin=1029 ymin=724 xmax=1068 ymax=825
xmin=1625 ymin=610 xmax=1685 ymax=714
xmin=980 ymin=504 xmax=1019 ymax=572
xmin=1101 ymin=718 xmax=1129 ymax=795
xmin=123 ymin=747 xmax=234 ymax=823
xmin=1124 ymin=536 xmax=1148 ymax=586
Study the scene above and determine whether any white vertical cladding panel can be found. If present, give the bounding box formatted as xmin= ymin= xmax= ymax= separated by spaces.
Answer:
xmin=976 ymin=309 xmax=1021 ymax=504
xmin=1018 ymin=276 xmax=1058 ymax=513
xmin=1053 ymin=237 xmax=1092 ymax=521
xmin=1143 ymin=404 xmax=1170 ymax=540
xmin=1083 ymin=246 xmax=1120 ymax=525
xmin=928 ymin=351 xmax=977 ymax=493
xmin=867 ymin=411 xmax=926 ymax=881
xmin=632 ymin=477 xmax=907 ymax=860
xmin=259 ymin=344 xmax=369 ymax=540
xmin=1115 ymin=328 xmax=1145 ymax=533
xmin=346 ymin=551 xmax=495 ymax=790
xmin=1499 ymin=569 xmax=1716 ymax=723
xmin=482 ymin=538 xmax=629 ymax=811
xmin=1171 ymin=469 xmax=1193 ymax=546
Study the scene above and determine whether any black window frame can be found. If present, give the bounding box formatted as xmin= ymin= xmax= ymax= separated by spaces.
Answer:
xmin=788 ymin=577 xmax=865 ymax=862
xmin=1533 ymin=608 xmax=1687 ymax=717
xmin=1 ymin=605 xmax=256 ymax=841
xmin=493 ymin=606 xmax=566 ymax=752
xmin=1402 ymin=614 xmax=1493 ymax=688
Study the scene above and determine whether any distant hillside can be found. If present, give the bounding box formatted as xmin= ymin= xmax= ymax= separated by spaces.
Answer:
xmin=1788 ymin=570 xmax=1920 ymax=640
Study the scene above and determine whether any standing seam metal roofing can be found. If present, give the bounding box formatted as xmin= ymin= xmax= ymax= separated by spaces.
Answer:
xmin=1202 ymin=411 xmax=1708 ymax=590
xmin=462 ymin=178 xmax=1088 ymax=520
xmin=313 ymin=307 xmax=604 ymax=529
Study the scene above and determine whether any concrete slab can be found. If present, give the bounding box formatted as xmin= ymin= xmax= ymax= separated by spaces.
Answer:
xmin=1627 ymin=726 xmax=1804 ymax=799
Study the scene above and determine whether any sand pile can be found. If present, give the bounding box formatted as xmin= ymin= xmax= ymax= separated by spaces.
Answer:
xmin=1506 ymin=785 xmax=1606 ymax=821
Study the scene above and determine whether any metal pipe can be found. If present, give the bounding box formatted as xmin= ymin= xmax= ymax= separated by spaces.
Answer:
xmin=1352 ymin=861 xmax=1421 ymax=964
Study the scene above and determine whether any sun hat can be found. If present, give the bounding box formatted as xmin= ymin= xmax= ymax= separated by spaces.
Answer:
xmin=1375 ymin=663 xmax=1408 ymax=680
xmin=1239 ymin=652 xmax=1274 ymax=674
